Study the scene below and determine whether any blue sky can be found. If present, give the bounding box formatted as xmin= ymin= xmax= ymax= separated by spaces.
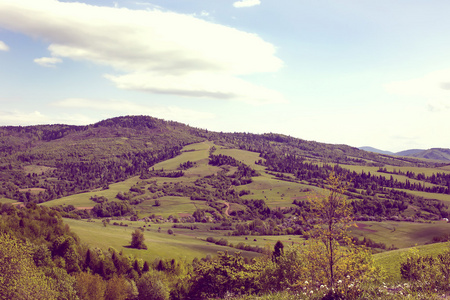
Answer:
xmin=1 ymin=0 xmax=450 ymax=152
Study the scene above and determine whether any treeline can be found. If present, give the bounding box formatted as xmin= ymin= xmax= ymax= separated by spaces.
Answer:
xmin=209 ymin=131 xmax=438 ymax=167
xmin=0 ymin=203 xmax=191 ymax=299
xmin=259 ymin=153 xmax=449 ymax=218
xmin=260 ymin=152 xmax=449 ymax=194
xmin=0 ymin=146 xmax=183 ymax=202
xmin=378 ymin=167 xmax=450 ymax=189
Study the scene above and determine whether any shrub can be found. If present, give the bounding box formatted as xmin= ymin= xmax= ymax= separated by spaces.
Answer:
xmin=130 ymin=229 xmax=147 ymax=250
xmin=137 ymin=270 xmax=169 ymax=300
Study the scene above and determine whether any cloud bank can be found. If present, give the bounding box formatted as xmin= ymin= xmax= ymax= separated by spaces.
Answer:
xmin=0 ymin=0 xmax=283 ymax=104
xmin=233 ymin=0 xmax=261 ymax=8
xmin=34 ymin=56 xmax=62 ymax=68
xmin=0 ymin=40 xmax=9 ymax=51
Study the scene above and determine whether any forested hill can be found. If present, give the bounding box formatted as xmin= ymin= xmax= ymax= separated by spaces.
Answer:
xmin=0 ymin=115 xmax=443 ymax=202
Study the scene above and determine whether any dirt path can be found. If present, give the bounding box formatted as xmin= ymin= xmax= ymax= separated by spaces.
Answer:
xmin=223 ymin=201 xmax=230 ymax=216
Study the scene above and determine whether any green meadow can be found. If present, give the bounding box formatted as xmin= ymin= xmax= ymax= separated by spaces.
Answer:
xmin=0 ymin=197 xmax=18 ymax=204
xmin=38 ymin=141 xmax=450 ymax=286
xmin=374 ymin=242 xmax=450 ymax=281
xmin=41 ymin=176 xmax=142 ymax=208
xmin=351 ymin=220 xmax=450 ymax=249
xmin=65 ymin=218 xmax=269 ymax=262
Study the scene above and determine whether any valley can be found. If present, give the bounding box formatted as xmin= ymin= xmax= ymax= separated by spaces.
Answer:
xmin=2 ymin=115 xmax=450 ymax=299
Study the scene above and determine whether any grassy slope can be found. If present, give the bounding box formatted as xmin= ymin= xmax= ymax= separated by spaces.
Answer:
xmin=41 ymin=141 xmax=450 ymax=282
xmin=65 ymin=218 xmax=268 ymax=262
xmin=0 ymin=197 xmax=18 ymax=204
xmin=351 ymin=220 xmax=450 ymax=249
xmin=40 ymin=176 xmax=142 ymax=208
xmin=374 ymin=242 xmax=450 ymax=282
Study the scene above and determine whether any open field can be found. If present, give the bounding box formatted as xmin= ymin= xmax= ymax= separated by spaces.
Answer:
xmin=338 ymin=164 xmax=445 ymax=189
xmin=374 ymin=242 xmax=450 ymax=281
xmin=64 ymin=216 xmax=450 ymax=283
xmin=134 ymin=196 xmax=210 ymax=218
xmin=351 ymin=220 xmax=450 ymax=249
xmin=151 ymin=141 xmax=215 ymax=171
xmin=215 ymin=148 xmax=262 ymax=168
xmin=239 ymin=175 xmax=315 ymax=209
xmin=0 ymin=197 xmax=18 ymax=204
xmin=338 ymin=164 xmax=450 ymax=178
xmin=65 ymin=218 xmax=272 ymax=262
xmin=41 ymin=176 xmax=142 ymax=207
xmin=392 ymin=188 xmax=450 ymax=204
xmin=42 ymin=141 xmax=450 ymax=277
xmin=23 ymin=164 xmax=56 ymax=175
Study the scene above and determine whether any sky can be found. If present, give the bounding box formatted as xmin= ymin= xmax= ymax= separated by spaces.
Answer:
xmin=1 ymin=1 xmax=450 ymax=152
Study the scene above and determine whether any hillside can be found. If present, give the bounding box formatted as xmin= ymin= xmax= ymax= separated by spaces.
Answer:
xmin=3 ymin=115 xmax=450 ymax=299
xmin=0 ymin=115 xmax=444 ymax=204
xmin=401 ymin=148 xmax=450 ymax=161
xmin=359 ymin=146 xmax=394 ymax=155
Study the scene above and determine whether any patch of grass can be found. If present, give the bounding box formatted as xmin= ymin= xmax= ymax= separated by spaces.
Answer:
xmin=0 ymin=197 xmax=18 ymax=204
xmin=392 ymin=188 xmax=450 ymax=204
xmin=23 ymin=165 xmax=56 ymax=175
xmin=152 ymin=141 xmax=215 ymax=171
xmin=351 ymin=221 xmax=450 ymax=249
xmin=134 ymin=196 xmax=204 ymax=218
xmin=239 ymin=174 xmax=320 ymax=209
xmin=64 ymin=218 xmax=261 ymax=262
xmin=374 ymin=242 xmax=450 ymax=282
xmin=215 ymin=148 xmax=262 ymax=168
xmin=41 ymin=176 xmax=141 ymax=207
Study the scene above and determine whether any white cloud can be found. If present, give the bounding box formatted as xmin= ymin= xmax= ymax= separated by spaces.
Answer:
xmin=0 ymin=40 xmax=9 ymax=51
xmin=33 ymin=56 xmax=62 ymax=67
xmin=0 ymin=0 xmax=283 ymax=104
xmin=0 ymin=110 xmax=93 ymax=126
xmin=385 ymin=69 xmax=450 ymax=112
xmin=53 ymin=98 xmax=216 ymax=123
xmin=104 ymin=71 xmax=286 ymax=104
xmin=233 ymin=0 xmax=261 ymax=8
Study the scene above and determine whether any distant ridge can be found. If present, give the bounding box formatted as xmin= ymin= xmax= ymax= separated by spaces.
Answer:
xmin=360 ymin=146 xmax=450 ymax=162
xmin=395 ymin=149 xmax=425 ymax=156
xmin=358 ymin=146 xmax=394 ymax=155
xmin=400 ymin=148 xmax=450 ymax=161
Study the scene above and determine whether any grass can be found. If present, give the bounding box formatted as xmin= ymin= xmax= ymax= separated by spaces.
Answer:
xmin=64 ymin=218 xmax=263 ymax=262
xmin=351 ymin=220 xmax=450 ymax=249
xmin=0 ymin=197 xmax=18 ymax=204
xmin=215 ymin=148 xmax=262 ymax=167
xmin=338 ymin=164 xmax=444 ymax=189
xmin=39 ymin=141 xmax=450 ymax=278
xmin=374 ymin=242 xmax=450 ymax=282
xmin=134 ymin=196 xmax=208 ymax=218
xmin=23 ymin=165 xmax=56 ymax=175
xmin=152 ymin=141 xmax=215 ymax=171
xmin=41 ymin=176 xmax=141 ymax=207
xmin=392 ymin=188 xmax=450 ymax=204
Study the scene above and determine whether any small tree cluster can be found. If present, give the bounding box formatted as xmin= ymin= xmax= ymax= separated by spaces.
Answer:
xmin=130 ymin=229 xmax=147 ymax=250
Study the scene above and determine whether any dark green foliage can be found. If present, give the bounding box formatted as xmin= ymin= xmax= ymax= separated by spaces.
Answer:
xmin=0 ymin=115 xmax=204 ymax=202
xmin=273 ymin=240 xmax=284 ymax=260
xmin=137 ymin=270 xmax=169 ymax=300
xmin=401 ymin=249 xmax=450 ymax=292
xmin=92 ymin=201 xmax=134 ymax=218
xmin=131 ymin=229 xmax=147 ymax=250
xmin=188 ymin=251 xmax=262 ymax=299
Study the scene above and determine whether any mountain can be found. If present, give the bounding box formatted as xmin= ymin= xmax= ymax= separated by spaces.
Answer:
xmin=395 ymin=149 xmax=425 ymax=156
xmin=359 ymin=146 xmax=394 ymax=155
xmin=360 ymin=147 xmax=450 ymax=162
xmin=398 ymin=148 xmax=450 ymax=161
xmin=0 ymin=115 xmax=443 ymax=203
